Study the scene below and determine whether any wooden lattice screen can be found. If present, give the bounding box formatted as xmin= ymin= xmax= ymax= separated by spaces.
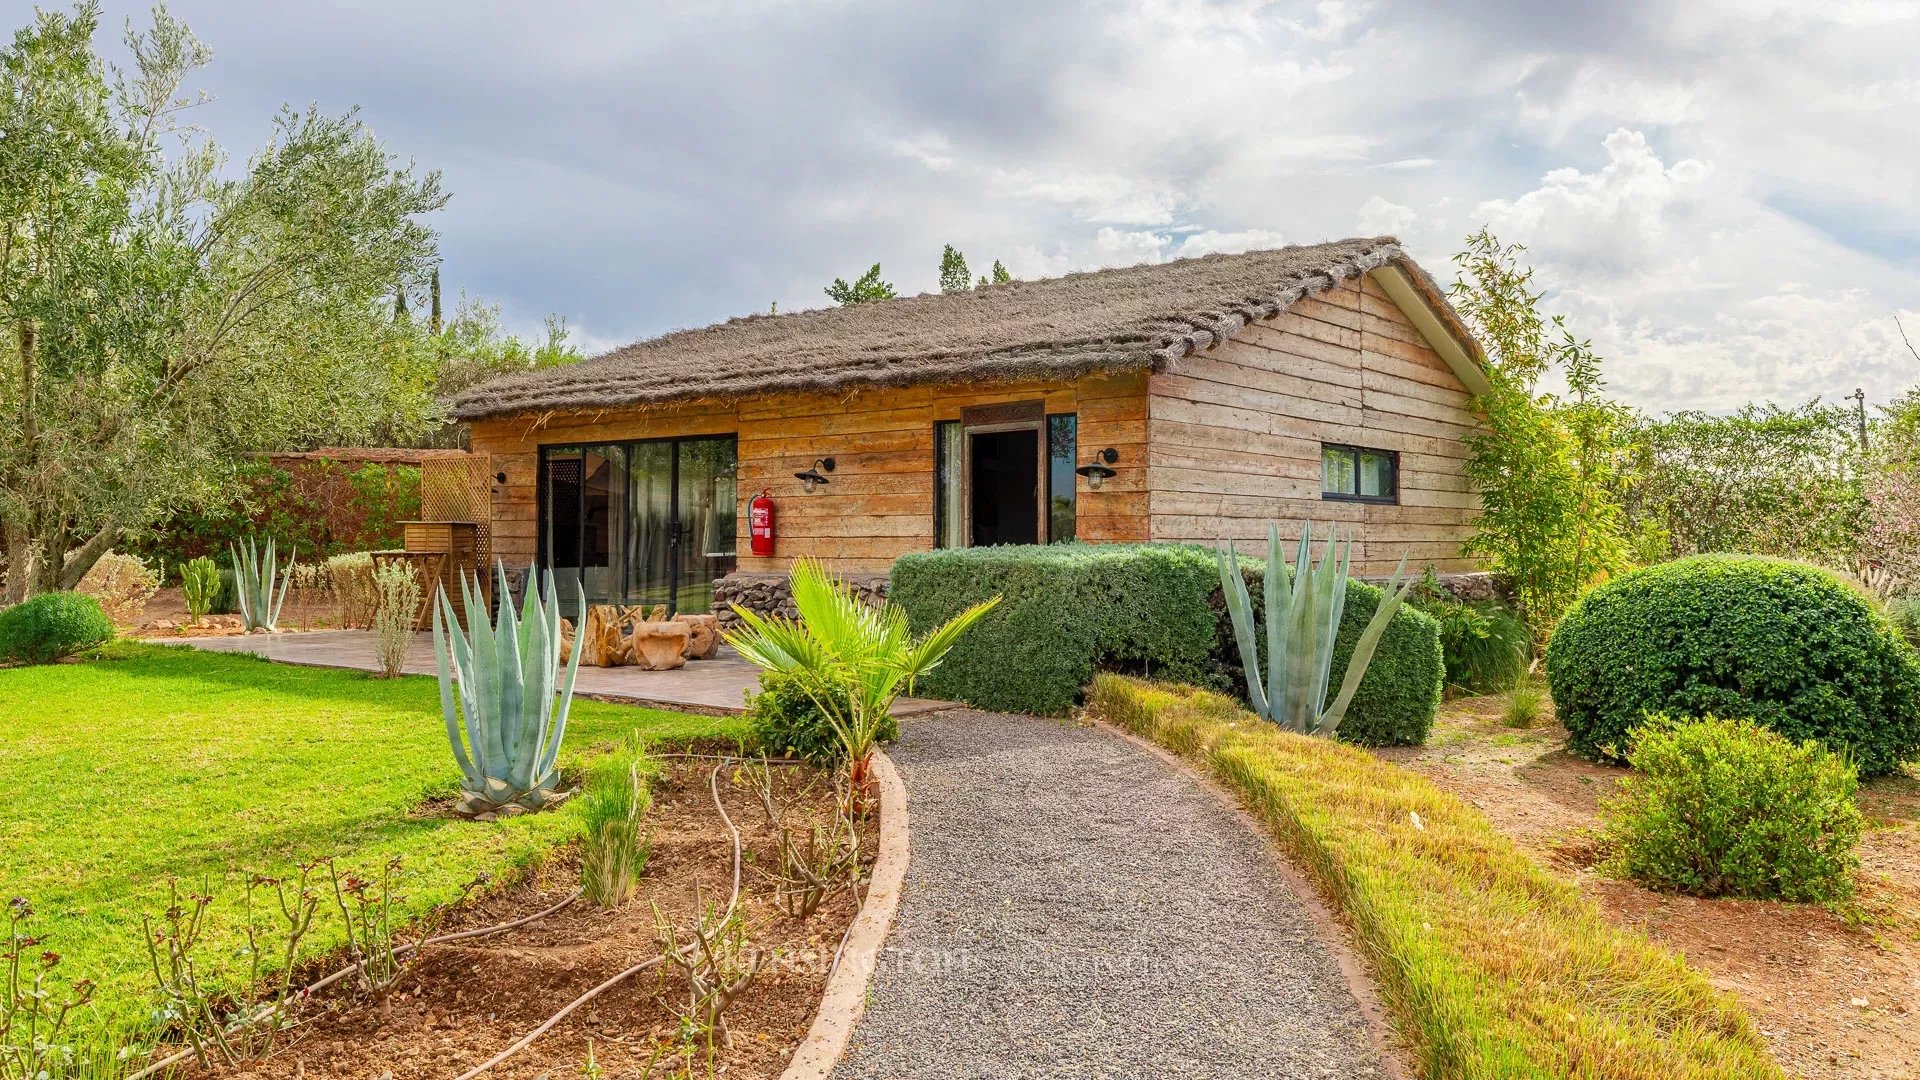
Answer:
xmin=419 ymin=452 xmax=493 ymax=585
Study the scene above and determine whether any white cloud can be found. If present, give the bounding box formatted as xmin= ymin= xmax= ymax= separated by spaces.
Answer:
xmin=1355 ymin=195 xmax=1415 ymax=237
xmin=1170 ymin=228 xmax=1290 ymax=259
xmin=1471 ymin=130 xmax=1920 ymax=410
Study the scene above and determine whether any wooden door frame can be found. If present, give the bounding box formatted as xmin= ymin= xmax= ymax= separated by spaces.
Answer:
xmin=958 ymin=400 xmax=1048 ymax=547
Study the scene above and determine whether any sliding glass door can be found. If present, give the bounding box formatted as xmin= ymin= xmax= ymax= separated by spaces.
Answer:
xmin=540 ymin=436 xmax=737 ymax=614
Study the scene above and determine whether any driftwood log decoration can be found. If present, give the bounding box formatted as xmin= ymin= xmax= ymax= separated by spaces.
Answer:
xmin=674 ymin=613 xmax=720 ymax=660
xmin=561 ymin=606 xmax=713 ymax=667
xmin=578 ymin=605 xmax=631 ymax=668
xmin=630 ymin=621 xmax=690 ymax=670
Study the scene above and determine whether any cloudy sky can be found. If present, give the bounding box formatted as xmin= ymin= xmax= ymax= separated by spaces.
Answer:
xmin=79 ymin=0 xmax=1920 ymax=412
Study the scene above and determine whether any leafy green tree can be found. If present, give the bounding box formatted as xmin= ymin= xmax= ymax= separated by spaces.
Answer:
xmin=0 ymin=4 xmax=445 ymax=600
xmin=430 ymin=302 xmax=579 ymax=395
xmin=823 ymin=263 xmax=895 ymax=305
xmin=938 ymin=244 xmax=971 ymax=294
xmin=1624 ymin=403 xmax=1866 ymax=565
xmin=1449 ymin=229 xmax=1633 ymax=647
xmin=977 ymin=259 xmax=1013 ymax=287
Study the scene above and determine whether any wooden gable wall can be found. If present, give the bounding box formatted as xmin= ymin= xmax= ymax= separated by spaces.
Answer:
xmin=1145 ymin=272 xmax=1481 ymax=573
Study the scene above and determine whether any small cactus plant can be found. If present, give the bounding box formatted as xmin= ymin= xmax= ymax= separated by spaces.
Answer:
xmin=230 ymin=537 xmax=294 ymax=631
xmin=431 ymin=562 xmax=583 ymax=816
xmin=181 ymin=556 xmax=221 ymax=623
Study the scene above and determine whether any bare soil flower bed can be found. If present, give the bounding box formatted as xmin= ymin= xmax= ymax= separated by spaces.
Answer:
xmin=176 ymin=759 xmax=873 ymax=1080
xmin=1379 ymin=695 xmax=1920 ymax=1080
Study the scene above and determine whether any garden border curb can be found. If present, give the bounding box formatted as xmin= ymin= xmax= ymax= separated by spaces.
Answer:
xmin=1091 ymin=717 xmax=1415 ymax=1080
xmin=779 ymin=746 xmax=910 ymax=1080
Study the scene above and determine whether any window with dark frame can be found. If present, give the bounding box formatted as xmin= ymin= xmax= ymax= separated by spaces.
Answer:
xmin=1320 ymin=443 xmax=1398 ymax=503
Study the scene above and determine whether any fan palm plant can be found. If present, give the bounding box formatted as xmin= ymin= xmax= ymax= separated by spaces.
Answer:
xmin=1217 ymin=522 xmax=1415 ymax=738
xmin=724 ymin=559 xmax=998 ymax=803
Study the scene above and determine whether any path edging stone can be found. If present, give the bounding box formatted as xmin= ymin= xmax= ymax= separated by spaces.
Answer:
xmin=779 ymin=747 xmax=910 ymax=1080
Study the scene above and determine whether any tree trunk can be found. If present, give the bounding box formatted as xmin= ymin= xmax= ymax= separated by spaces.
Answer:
xmin=56 ymin=526 xmax=122 ymax=591
xmin=2 ymin=523 xmax=33 ymax=606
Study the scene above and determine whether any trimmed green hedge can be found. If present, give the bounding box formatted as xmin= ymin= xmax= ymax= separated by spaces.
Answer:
xmin=891 ymin=544 xmax=1220 ymax=716
xmin=889 ymin=543 xmax=1442 ymax=745
xmin=1547 ymin=554 xmax=1920 ymax=777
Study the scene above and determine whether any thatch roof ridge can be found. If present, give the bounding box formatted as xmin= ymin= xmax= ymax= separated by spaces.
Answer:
xmin=450 ymin=236 xmax=1474 ymax=420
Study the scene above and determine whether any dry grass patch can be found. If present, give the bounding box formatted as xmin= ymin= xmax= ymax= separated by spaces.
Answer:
xmin=1085 ymin=674 xmax=1784 ymax=1080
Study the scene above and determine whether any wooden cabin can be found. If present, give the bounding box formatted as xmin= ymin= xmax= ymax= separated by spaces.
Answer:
xmin=451 ymin=236 xmax=1489 ymax=616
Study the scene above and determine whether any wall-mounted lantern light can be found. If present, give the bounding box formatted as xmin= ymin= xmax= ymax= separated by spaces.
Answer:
xmin=794 ymin=457 xmax=836 ymax=492
xmin=1075 ymin=447 xmax=1119 ymax=490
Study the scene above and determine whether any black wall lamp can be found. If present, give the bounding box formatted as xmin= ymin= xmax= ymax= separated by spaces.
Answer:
xmin=795 ymin=457 xmax=835 ymax=492
xmin=1075 ymin=447 xmax=1119 ymax=490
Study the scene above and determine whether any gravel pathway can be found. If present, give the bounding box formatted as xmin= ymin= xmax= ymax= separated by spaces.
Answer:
xmin=834 ymin=710 xmax=1390 ymax=1080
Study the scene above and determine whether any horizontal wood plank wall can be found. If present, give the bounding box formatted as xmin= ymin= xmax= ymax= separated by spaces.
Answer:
xmin=467 ymin=371 xmax=1149 ymax=576
xmin=1146 ymin=273 xmax=1482 ymax=573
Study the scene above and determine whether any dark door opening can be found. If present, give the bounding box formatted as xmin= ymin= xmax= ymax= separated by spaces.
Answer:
xmin=968 ymin=428 xmax=1040 ymax=546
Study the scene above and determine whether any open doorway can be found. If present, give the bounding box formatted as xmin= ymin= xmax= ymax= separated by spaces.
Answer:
xmin=968 ymin=428 xmax=1040 ymax=546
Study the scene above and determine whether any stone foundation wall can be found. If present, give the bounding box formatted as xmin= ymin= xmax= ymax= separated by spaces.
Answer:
xmin=712 ymin=572 xmax=890 ymax=630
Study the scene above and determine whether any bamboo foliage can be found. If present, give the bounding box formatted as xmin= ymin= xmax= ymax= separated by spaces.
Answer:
xmin=1216 ymin=522 xmax=1414 ymax=737
xmin=431 ymin=562 xmax=584 ymax=816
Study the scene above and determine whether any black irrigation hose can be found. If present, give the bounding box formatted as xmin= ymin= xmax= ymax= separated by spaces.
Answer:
xmin=125 ymin=889 xmax=585 ymax=1080
xmin=449 ymin=761 xmax=746 ymax=1080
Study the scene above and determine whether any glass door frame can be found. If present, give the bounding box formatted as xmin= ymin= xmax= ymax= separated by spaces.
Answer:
xmin=536 ymin=434 xmax=738 ymax=615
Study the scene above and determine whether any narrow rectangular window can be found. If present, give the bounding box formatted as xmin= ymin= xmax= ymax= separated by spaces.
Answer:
xmin=1320 ymin=443 xmax=1398 ymax=504
xmin=1046 ymin=413 xmax=1077 ymax=543
xmin=933 ymin=420 xmax=964 ymax=548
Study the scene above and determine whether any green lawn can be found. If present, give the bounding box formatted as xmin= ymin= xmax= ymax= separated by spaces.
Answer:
xmin=0 ymin=643 xmax=744 ymax=1037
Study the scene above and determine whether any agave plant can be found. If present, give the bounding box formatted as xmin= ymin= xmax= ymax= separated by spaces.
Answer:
xmin=724 ymin=559 xmax=998 ymax=802
xmin=230 ymin=537 xmax=294 ymax=631
xmin=1217 ymin=522 xmax=1415 ymax=738
xmin=431 ymin=562 xmax=584 ymax=817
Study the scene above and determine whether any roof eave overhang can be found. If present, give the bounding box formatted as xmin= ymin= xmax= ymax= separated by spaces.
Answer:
xmin=1365 ymin=263 xmax=1491 ymax=397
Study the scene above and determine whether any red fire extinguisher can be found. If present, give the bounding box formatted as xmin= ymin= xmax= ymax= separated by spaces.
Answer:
xmin=748 ymin=489 xmax=776 ymax=556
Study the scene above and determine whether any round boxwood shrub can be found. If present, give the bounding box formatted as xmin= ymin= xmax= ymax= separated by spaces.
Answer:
xmin=1547 ymin=554 xmax=1920 ymax=776
xmin=0 ymin=591 xmax=115 ymax=663
xmin=744 ymin=669 xmax=893 ymax=766
xmin=1602 ymin=715 xmax=1862 ymax=901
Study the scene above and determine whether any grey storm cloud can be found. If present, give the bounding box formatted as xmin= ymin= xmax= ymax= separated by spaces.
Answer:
xmin=68 ymin=0 xmax=1920 ymax=410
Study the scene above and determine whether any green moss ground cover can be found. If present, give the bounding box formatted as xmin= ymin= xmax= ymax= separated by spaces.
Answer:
xmin=0 ymin=642 xmax=743 ymax=1035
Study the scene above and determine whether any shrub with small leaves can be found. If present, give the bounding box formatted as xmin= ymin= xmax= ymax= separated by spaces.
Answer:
xmin=370 ymin=561 xmax=422 ymax=677
xmin=327 ymin=552 xmax=378 ymax=628
xmin=745 ymin=668 xmax=885 ymax=765
xmin=76 ymin=551 xmax=159 ymax=625
xmin=0 ymin=593 xmax=114 ymax=664
xmin=1548 ymin=554 xmax=1920 ymax=776
xmin=1602 ymin=715 xmax=1863 ymax=902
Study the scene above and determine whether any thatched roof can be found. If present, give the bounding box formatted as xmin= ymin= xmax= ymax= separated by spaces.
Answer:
xmin=450 ymin=236 xmax=1477 ymax=421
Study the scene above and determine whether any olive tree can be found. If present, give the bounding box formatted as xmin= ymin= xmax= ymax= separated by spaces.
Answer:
xmin=0 ymin=3 xmax=446 ymax=600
